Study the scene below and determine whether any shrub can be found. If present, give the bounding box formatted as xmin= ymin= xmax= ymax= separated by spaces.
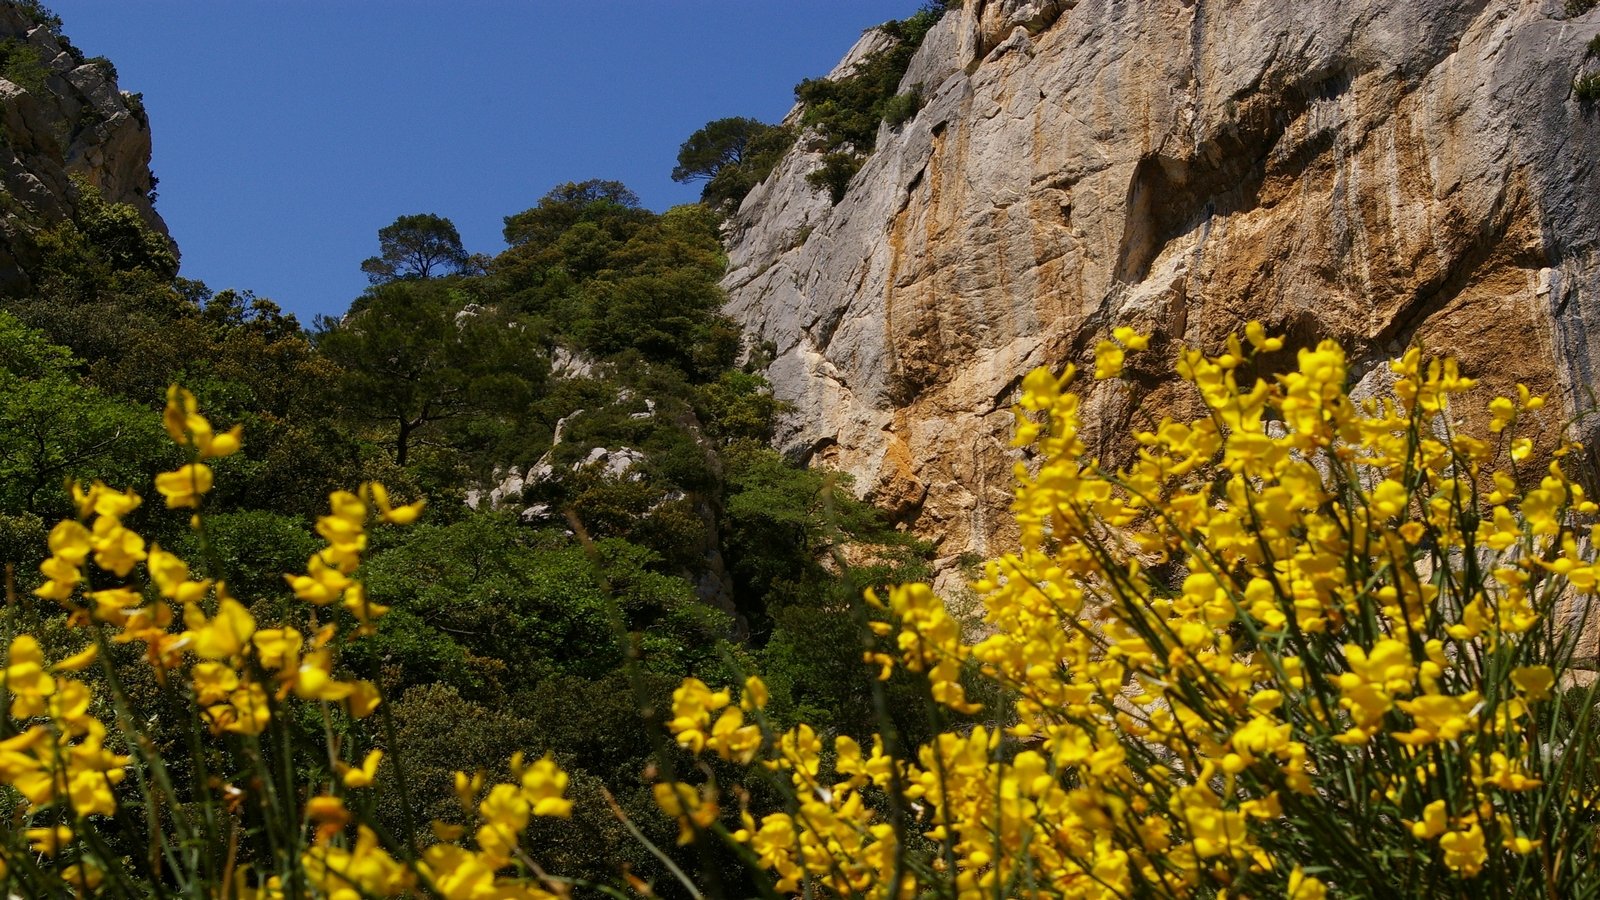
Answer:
xmin=881 ymin=88 xmax=924 ymax=129
xmin=9 ymin=324 xmax=1600 ymax=899
xmin=1578 ymin=70 xmax=1600 ymax=102
xmin=658 ymin=325 xmax=1600 ymax=897
xmin=0 ymin=38 xmax=49 ymax=95
xmin=805 ymin=151 xmax=865 ymax=204
xmin=793 ymin=4 xmax=952 ymax=203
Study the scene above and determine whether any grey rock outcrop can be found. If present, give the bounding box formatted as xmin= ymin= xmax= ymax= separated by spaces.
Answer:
xmin=724 ymin=0 xmax=1600 ymax=588
xmin=0 ymin=6 xmax=167 ymax=291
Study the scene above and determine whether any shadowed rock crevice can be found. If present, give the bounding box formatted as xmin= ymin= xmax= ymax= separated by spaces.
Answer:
xmin=1115 ymin=66 xmax=1354 ymax=286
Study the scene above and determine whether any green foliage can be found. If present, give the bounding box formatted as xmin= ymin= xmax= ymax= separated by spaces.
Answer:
xmin=0 ymin=95 xmax=943 ymax=885
xmin=718 ymin=442 xmax=936 ymax=738
xmin=359 ymin=212 xmax=472 ymax=283
xmin=355 ymin=513 xmax=725 ymax=696
xmin=1578 ymin=71 xmax=1600 ymax=102
xmin=0 ymin=37 xmax=49 ymax=95
xmin=805 ymin=151 xmax=865 ymax=204
xmin=496 ymin=183 xmax=733 ymax=379
xmin=0 ymin=311 xmax=167 ymax=518
xmin=48 ymin=177 xmax=178 ymax=282
xmin=176 ymin=508 xmax=320 ymax=602
xmin=881 ymin=87 xmax=924 ymax=128
xmin=74 ymin=180 xmax=177 ymax=277
xmin=671 ymin=116 xmax=771 ymax=184
xmin=83 ymin=54 xmax=115 ymax=80
xmin=315 ymin=279 xmax=547 ymax=468
xmin=672 ymin=117 xmax=796 ymax=212
xmin=792 ymin=5 xmax=950 ymax=203
xmin=502 ymin=179 xmax=649 ymax=250
xmin=696 ymin=371 xmax=784 ymax=445
xmin=1567 ymin=0 xmax=1598 ymax=15
xmin=11 ymin=0 xmax=63 ymax=36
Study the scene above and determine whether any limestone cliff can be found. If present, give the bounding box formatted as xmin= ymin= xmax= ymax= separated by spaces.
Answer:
xmin=0 ymin=3 xmax=166 ymax=290
xmin=724 ymin=0 xmax=1600 ymax=585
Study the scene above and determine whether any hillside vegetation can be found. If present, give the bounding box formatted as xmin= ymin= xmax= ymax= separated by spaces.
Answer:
xmin=5 ymin=1 xmax=1600 ymax=898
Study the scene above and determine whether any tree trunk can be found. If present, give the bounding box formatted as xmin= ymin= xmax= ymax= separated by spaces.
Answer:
xmin=395 ymin=419 xmax=411 ymax=468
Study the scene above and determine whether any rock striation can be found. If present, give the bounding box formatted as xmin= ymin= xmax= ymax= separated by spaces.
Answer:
xmin=724 ymin=0 xmax=1600 ymax=587
xmin=0 ymin=5 xmax=166 ymax=291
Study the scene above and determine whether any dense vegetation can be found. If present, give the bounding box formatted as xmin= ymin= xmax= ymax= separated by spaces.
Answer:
xmin=674 ymin=1 xmax=958 ymax=212
xmin=14 ymin=2 xmax=1599 ymax=898
xmin=0 ymin=157 xmax=930 ymax=890
xmin=794 ymin=2 xmax=953 ymax=202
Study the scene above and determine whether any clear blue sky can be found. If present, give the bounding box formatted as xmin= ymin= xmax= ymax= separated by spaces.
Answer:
xmin=49 ymin=2 xmax=921 ymax=321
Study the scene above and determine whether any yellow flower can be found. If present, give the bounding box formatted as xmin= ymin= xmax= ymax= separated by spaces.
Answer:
xmin=1511 ymin=665 xmax=1554 ymax=701
xmin=46 ymin=519 xmax=91 ymax=566
xmin=367 ymin=481 xmax=425 ymax=525
xmin=154 ymin=463 xmax=214 ymax=509
xmin=25 ymin=824 xmax=73 ymax=856
xmin=1244 ymin=320 xmax=1284 ymax=352
xmin=341 ymin=583 xmax=389 ymax=635
xmin=147 ymin=546 xmax=211 ymax=602
xmin=191 ymin=662 xmax=240 ymax=705
xmin=285 ymin=552 xmax=350 ymax=606
xmin=49 ymin=644 xmax=97 ymax=674
xmin=519 ymin=753 xmax=572 ymax=818
xmin=252 ymin=627 xmax=304 ymax=670
xmin=1287 ymin=865 xmax=1328 ymax=899
xmin=340 ymin=749 xmax=384 ymax=788
xmin=1394 ymin=692 xmax=1480 ymax=745
xmin=184 ymin=596 xmax=257 ymax=660
xmin=1094 ymin=340 xmax=1125 ymax=379
xmin=654 ymin=781 xmax=719 ymax=845
xmin=5 ymin=635 xmax=55 ymax=718
xmin=164 ymin=385 xmax=242 ymax=458
xmin=90 ymin=514 xmax=147 ymax=576
xmin=667 ymin=677 xmax=730 ymax=753
xmin=304 ymin=794 xmax=349 ymax=845
xmin=741 ymin=674 xmax=769 ymax=710
xmin=1409 ymin=799 xmax=1449 ymax=839
xmin=1439 ymin=824 xmax=1487 ymax=877
xmin=345 ymin=679 xmax=382 ymax=719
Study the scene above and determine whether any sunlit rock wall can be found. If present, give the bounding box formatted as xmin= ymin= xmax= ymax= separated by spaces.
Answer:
xmin=724 ymin=0 xmax=1600 ymax=585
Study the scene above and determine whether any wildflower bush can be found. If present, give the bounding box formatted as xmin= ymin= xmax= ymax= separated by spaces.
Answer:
xmin=0 ymin=387 xmax=575 ymax=897
xmin=4 ymin=324 xmax=1600 ymax=898
xmin=659 ymin=327 xmax=1600 ymax=898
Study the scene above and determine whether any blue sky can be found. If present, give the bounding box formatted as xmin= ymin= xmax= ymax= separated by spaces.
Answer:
xmin=49 ymin=2 xmax=921 ymax=321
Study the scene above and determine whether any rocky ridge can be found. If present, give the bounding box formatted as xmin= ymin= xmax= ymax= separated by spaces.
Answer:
xmin=724 ymin=0 xmax=1600 ymax=591
xmin=0 ymin=4 xmax=166 ymax=290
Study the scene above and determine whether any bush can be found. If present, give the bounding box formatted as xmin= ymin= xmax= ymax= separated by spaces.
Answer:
xmin=11 ymin=325 xmax=1600 ymax=899
xmin=793 ymin=4 xmax=952 ymax=203
xmin=658 ymin=326 xmax=1600 ymax=897
xmin=804 ymin=151 xmax=865 ymax=204
xmin=1578 ymin=71 xmax=1600 ymax=102
xmin=0 ymin=38 xmax=49 ymax=95
xmin=881 ymin=88 xmax=924 ymax=129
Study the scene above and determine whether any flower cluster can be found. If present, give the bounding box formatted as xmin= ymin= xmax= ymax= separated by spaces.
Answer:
xmin=301 ymin=751 xmax=571 ymax=899
xmin=3 ymin=386 xmax=574 ymax=898
xmin=659 ymin=326 xmax=1600 ymax=897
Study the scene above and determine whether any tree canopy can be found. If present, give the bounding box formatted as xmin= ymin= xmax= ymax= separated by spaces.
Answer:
xmin=315 ymin=280 xmax=547 ymax=468
xmin=673 ymin=118 xmax=794 ymax=212
xmin=359 ymin=213 xmax=472 ymax=283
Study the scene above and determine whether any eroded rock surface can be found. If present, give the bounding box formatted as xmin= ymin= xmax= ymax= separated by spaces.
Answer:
xmin=0 ymin=6 xmax=167 ymax=291
xmin=724 ymin=0 xmax=1600 ymax=586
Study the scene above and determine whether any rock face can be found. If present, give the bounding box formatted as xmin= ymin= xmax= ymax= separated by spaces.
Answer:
xmin=724 ymin=0 xmax=1600 ymax=585
xmin=0 ymin=5 xmax=166 ymax=290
